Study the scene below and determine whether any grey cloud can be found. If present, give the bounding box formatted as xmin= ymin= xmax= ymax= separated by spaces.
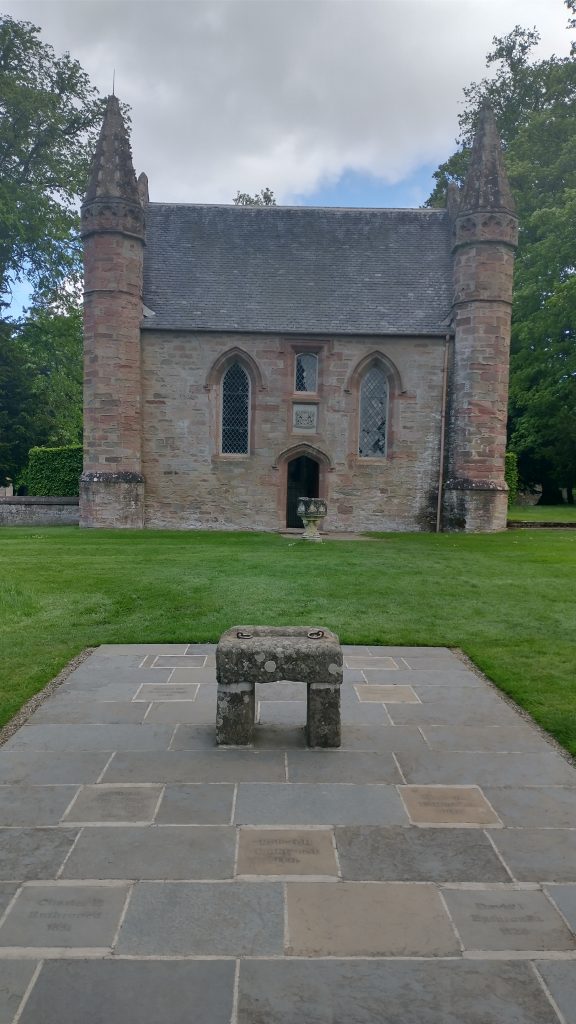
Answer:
xmin=4 ymin=0 xmax=572 ymax=203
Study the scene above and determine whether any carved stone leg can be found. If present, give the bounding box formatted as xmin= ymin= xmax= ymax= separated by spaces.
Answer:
xmin=307 ymin=683 xmax=341 ymax=748
xmin=216 ymin=681 xmax=255 ymax=745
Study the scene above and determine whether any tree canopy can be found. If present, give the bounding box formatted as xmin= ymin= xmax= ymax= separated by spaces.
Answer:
xmin=233 ymin=187 xmax=276 ymax=206
xmin=427 ymin=9 xmax=576 ymax=499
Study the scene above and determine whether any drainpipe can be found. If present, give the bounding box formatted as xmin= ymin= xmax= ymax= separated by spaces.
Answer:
xmin=436 ymin=335 xmax=451 ymax=533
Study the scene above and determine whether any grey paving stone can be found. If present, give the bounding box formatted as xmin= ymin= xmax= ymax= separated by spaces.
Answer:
xmin=61 ymin=825 xmax=235 ymax=879
xmin=3 ymin=724 xmax=174 ymax=753
xmin=396 ymin=750 xmax=576 ymax=786
xmin=339 ymin=725 xmax=427 ymax=753
xmin=0 ymin=828 xmax=78 ymax=881
xmin=154 ymin=656 xmax=206 ymax=667
xmin=235 ymin=783 xmax=408 ymax=825
xmin=287 ymin=750 xmax=403 ymax=783
xmin=237 ymin=959 xmax=561 ymax=1024
xmin=345 ymin=657 xmax=399 ymax=670
xmin=186 ymin=643 xmax=217 ymax=654
xmin=257 ymin=702 xmax=307 ymax=726
xmin=170 ymin=725 xmax=222 ymax=750
xmin=389 ymin=698 xmax=521 ymax=727
xmin=0 ymin=961 xmax=39 ymax=1024
xmin=355 ymin=684 xmax=419 ymax=702
xmin=62 ymin=667 xmax=171 ymax=688
xmin=362 ymin=669 xmax=482 ymax=687
xmin=145 ymin=702 xmax=206 ymax=724
xmin=56 ymin=682 xmax=144 ymax=702
xmin=17 ymin=960 xmax=235 ymax=1024
xmin=171 ymin=667 xmax=217 ymax=685
xmin=546 ymin=885 xmax=576 ymax=931
xmin=116 ymin=881 xmax=284 ymax=955
xmin=155 ymin=784 xmax=234 ymax=824
xmin=0 ymin=786 xmax=77 ymax=825
xmin=254 ymin=726 xmax=307 ymax=749
xmin=63 ymin=785 xmax=162 ymax=823
xmin=536 ymin=962 xmax=576 ymax=1024
xmin=422 ymin=726 xmax=552 ymax=753
xmin=28 ymin=701 xmax=147 ymax=725
xmin=335 ymin=825 xmax=510 ymax=881
xmin=286 ymin=881 xmax=459 ymax=955
xmin=97 ymin=644 xmax=190 ymax=655
xmin=483 ymin=787 xmax=576 ymax=827
xmin=491 ymin=829 xmax=576 ymax=881
xmin=407 ymin=685 xmax=512 ymax=707
xmin=443 ymin=889 xmax=576 ymax=951
xmin=0 ymin=883 xmax=130 ymax=948
xmin=0 ymin=884 xmax=18 ymax=916
xmin=102 ymin=750 xmax=286 ymax=783
xmin=369 ymin=646 xmax=453 ymax=657
xmin=401 ymin=656 xmax=463 ymax=671
xmin=133 ymin=684 xmax=198 ymax=702
xmin=0 ymin=751 xmax=112 ymax=785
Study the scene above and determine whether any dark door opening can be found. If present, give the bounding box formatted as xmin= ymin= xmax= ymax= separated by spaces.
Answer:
xmin=286 ymin=456 xmax=319 ymax=528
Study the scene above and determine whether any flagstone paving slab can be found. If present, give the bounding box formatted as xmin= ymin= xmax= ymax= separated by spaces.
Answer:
xmin=0 ymin=883 xmax=130 ymax=949
xmin=116 ymin=881 xmax=284 ymax=955
xmin=334 ymin=825 xmax=510 ymax=881
xmin=17 ymin=960 xmax=235 ymax=1024
xmin=237 ymin=960 xmax=562 ymax=1024
xmin=1 ymin=642 xmax=575 ymax=1024
xmin=61 ymin=825 xmax=236 ymax=879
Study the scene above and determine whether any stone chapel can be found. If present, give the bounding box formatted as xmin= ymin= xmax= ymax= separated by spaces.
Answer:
xmin=80 ymin=97 xmax=517 ymax=533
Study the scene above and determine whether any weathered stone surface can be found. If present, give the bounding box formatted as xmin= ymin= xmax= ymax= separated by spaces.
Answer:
xmin=0 ymin=883 xmax=130 ymax=948
xmin=443 ymin=889 xmax=576 ymax=951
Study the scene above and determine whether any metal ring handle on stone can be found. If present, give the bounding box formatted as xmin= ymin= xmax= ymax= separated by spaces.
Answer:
xmin=237 ymin=631 xmax=253 ymax=639
xmin=307 ymin=630 xmax=324 ymax=639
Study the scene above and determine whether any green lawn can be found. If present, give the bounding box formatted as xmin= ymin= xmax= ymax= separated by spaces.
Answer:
xmin=1 ymin=527 xmax=575 ymax=755
xmin=508 ymin=504 xmax=576 ymax=522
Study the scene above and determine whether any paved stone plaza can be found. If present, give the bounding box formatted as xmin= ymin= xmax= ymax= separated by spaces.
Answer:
xmin=1 ymin=644 xmax=576 ymax=1022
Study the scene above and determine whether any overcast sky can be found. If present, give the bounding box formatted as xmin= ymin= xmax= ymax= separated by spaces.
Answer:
xmin=4 ymin=0 xmax=573 ymax=207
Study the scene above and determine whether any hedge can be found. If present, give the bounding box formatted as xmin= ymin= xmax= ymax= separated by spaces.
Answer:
xmin=505 ymin=451 xmax=519 ymax=506
xmin=24 ymin=445 xmax=83 ymax=496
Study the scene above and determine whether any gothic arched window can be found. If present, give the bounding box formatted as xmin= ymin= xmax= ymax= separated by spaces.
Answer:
xmin=221 ymin=362 xmax=250 ymax=454
xmin=359 ymin=364 xmax=388 ymax=457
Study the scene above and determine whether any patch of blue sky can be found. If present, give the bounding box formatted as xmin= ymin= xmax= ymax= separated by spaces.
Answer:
xmin=290 ymin=163 xmax=438 ymax=210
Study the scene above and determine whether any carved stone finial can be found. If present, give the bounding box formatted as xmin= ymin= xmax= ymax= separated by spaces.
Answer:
xmin=84 ymin=95 xmax=140 ymax=206
xmin=459 ymin=104 xmax=515 ymax=216
xmin=137 ymin=172 xmax=149 ymax=205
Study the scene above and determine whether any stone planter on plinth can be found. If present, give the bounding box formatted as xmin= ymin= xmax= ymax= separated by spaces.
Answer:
xmin=298 ymin=497 xmax=327 ymax=542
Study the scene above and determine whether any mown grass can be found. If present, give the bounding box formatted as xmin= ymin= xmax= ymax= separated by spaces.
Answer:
xmin=1 ymin=527 xmax=575 ymax=754
xmin=508 ymin=504 xmax=576 ymax=522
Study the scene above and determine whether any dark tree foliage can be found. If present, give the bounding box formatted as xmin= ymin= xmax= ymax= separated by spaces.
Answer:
xmin=233 ymin=188 xmax=276 ymax=206
xmin=427 ymin=9 xmax=576 ymax=499
xmin=0 ymin=323 xmax=53 ymax=484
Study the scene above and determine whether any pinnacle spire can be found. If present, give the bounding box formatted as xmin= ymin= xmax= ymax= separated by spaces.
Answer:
xmin=459 ymin=104 xmax=515 ymax=215
xmin=84 ymin=95 xmax=140 ymax=206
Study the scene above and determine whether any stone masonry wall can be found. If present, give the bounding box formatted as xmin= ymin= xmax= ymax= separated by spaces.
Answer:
xmin=0 ymin=498 xmax=80 ymax=527
xmin=141 ymin=331 xmax=446 ymax=532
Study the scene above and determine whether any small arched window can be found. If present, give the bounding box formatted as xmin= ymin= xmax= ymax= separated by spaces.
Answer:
xmin=295 ymin=352 xmax=318 ymax=393
xmin=359 ymin=364 xmax=388 ymax=457
xmin=221 ymin=362 xmax=250 ymax=454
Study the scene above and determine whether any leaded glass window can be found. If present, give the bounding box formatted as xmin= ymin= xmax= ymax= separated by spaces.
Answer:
xmin=359 ymin=365 xmax=388 ymax=457
xmin=295 ymin=352 xmax=318 ymax=392
xmin=221 ymin=363 xmax=250 ymax=454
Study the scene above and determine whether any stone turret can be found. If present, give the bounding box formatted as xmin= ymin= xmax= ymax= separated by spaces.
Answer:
xmin=443 ymin=105 xmax=518 ymax=531
xmin=80 ymin=95 xmax=146 ymax=528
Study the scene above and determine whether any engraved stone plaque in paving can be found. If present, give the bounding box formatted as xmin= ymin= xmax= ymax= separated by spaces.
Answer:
xmin=491 ymin=828 xmax=576 ymax=882
xmin=61 ymin=825 xmax=235 ymax=879
xmin=345 ymin=657 xmax=398 ymax=670
xmin=0 ymin=883 xmax=130 ymax=948
xmin=0 ymin=828 xmax=78 ymax=881
xmin=133 ymin=684 xmax=199 ymax=702
xmin=237 ymin=829 xmax=338 ymax=876
xmin=286 ymin=881 xmax=459 ymax=956
xmin=0 ymin=960 xmax=39 ymax=1024
xmin=334 ymin=825 xmax=510 ymax=881
xmin=116 ymin=881 xmax=284 ymax=955
xmin=155 ymin=784 xmax=234 ymax=824
xmin=400 ymin=786 xmax=501 ymax=825
xmin=63 ymin=785 xmax=162 ymax=824
xmin=355 ymin=684 xmax=419 ymax=702
xmin=536 ymin=962 xmax=576 ymax=1024
xmin=0 ymin=785 xmax=78 ymax=826
xmin=237 ymin=960 xmax=561 ymax=1024
xmin=442 ymin=890 xmax=576 ymax=951
xmin=17 ymin=960 xmax=235 ymax=1024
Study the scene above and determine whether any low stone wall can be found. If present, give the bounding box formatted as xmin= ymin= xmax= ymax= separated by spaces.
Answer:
xmin=0 ymin=497 xmax=79 ymax=526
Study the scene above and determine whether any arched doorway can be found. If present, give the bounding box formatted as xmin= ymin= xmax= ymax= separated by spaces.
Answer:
xmin=286 ymin=456 xmax=319 ymax=527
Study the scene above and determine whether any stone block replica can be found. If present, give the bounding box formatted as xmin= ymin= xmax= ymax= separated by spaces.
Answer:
xmin=81 ymin=98 xmax=517 ymax=533
xmin=216 ymin=626 xmax=343 ymax=747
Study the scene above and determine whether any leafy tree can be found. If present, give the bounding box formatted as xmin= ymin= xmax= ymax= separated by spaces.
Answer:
xmin=0 ymin=322 xmax=53 ymax=484
xmin=427 ymin=12 xmax=576 ymax=501
xmin=233 ymin=187 xmax=276 ymax=206
xmin=0 ymin=14 xmax=105 ymax=310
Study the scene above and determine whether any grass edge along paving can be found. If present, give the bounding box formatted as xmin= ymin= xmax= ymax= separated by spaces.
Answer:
xmin=0 ymin=526 xmax=575 ymax=756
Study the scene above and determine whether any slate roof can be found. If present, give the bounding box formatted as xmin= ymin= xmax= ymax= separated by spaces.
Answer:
xmin=142 ymin=204 xmax=453 ymax=336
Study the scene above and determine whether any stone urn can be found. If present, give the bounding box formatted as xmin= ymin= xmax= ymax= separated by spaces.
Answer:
xmin=297 ymin=497 xmax=327 ymax=542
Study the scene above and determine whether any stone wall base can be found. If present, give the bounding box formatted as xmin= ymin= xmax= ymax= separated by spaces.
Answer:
xmin=442 ymin=480 xmax=508 ymax=533
xmin=80 ymin=472 xmax=145 ymax=529
xmin=0 ymin=497 xmax=79 ymax=527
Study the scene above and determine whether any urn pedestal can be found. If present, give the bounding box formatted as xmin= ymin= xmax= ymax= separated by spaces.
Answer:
xmin=297 ymin=497 xmax=327 ymax=542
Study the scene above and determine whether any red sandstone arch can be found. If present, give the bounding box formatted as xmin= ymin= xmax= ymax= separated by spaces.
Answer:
xmin=205 ymin=347 xmax=266 ymax=392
